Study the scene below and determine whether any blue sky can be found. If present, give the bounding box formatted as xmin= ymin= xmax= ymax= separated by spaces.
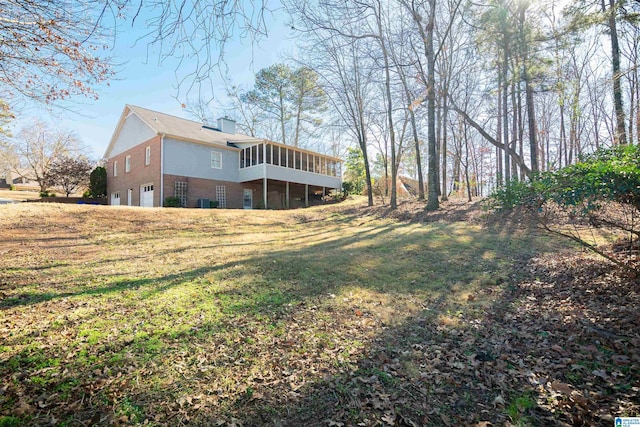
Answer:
xmin=14 ymin=2 xmax=296 ymax=160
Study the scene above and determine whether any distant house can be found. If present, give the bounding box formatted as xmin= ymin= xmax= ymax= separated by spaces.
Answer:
xmin=372 ymin=175 xmax=426 ymax=200
xmin=0 ymin=167 xmax=39 ymax=190
xmin=104 ymin=105 xmax=342 ymax=208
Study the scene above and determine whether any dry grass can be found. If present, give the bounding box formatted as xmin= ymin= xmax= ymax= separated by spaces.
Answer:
xmin=0 ymin=190 xmax=40 ymax=202
xmin=0 ymin=198 xmax=635 ymax=426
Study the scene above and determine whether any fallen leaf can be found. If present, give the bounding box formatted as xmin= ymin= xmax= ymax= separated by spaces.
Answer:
xmin=381 ymin=412 xmax=396 ymax=425
xmin=551 ymin=380 xmax=573 ymax=396
xmin=570 ymin=391 xmax=590 ymax=408
xmin=14 ymin=399 xmax=34 ymax=416
xmin=612 ymin=355 xmax=630 ymax=365
xmin=492 ymin=395 xmax=505 ymax=407
xmin=592 ymin=369 xmax=608 ymax=379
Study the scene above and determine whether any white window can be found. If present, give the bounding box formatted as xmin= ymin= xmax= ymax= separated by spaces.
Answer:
xmin=125 ymin=155 xmax=131 ymax=173
xmin=145 ymin=146 xmax=151 ymax=165
xmin=113 ymin=160 xmax=118 ymax=177
xmin=216 ymin=185 xmax=226 ymax=208
xmin=211 ymin=151 xmax=222 ymax=169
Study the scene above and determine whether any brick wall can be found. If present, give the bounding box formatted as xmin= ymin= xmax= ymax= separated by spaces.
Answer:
xmin=163 ymin=174 xmax=248 ymax=208
xmin=161 ymin=176 xmax=316 ymax=209
xmin=106 ymin=135 xmax=162 ymax=206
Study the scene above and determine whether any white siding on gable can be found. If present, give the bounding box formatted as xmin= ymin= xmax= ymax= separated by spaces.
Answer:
xmin=109 ymin=112 xmax=156 ymax=157
xmin=163 ymin=138 xmax=240 ymax=182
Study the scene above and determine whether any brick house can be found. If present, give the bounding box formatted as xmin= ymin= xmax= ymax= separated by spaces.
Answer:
xmin=104 ymin=105 xmax=342 ymax=208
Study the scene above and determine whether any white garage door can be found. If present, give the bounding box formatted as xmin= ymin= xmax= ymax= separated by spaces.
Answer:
xmin=140 ymin=184 xmax=154 ymax=207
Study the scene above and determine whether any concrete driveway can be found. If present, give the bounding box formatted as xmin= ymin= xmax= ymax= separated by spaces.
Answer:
xmin=0 ymin=198 xmax=18 ymax=204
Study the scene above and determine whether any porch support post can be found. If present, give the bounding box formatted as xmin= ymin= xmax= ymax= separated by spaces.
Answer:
xmin=322 ymin=186 xmax=326 ymax=197
xmin=305 ymin=184 xmax=309 ymax=207
xmin=286 ymin=181 xmax=290 ymax=208
xmin=263 ymin=177 xmax=268 ymax=209
xmin=263 ymin=143 xmax=268 ymax=209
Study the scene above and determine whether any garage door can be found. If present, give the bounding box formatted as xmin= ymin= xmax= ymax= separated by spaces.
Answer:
xmin=140 ymin=184 xmax=154 ymax=207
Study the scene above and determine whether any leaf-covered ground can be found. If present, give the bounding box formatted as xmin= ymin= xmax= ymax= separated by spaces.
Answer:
xmin=0 ymin=198 xmax=637 ymax=426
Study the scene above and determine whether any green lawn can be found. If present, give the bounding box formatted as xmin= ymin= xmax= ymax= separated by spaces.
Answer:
xmin=0 ymin=199 xmax=636 ymax=426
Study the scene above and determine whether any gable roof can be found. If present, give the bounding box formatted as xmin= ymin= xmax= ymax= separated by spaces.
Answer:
xmin=104 ymin=105 xmax=342 ymax=163
xmin=104 ymin=104 xmax=262 ymax=158
xmin=398 ymin=175 xmax=425 ymax=198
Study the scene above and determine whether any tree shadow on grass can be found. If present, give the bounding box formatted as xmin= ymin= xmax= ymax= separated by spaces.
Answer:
xmin=228 ymin=252 xmax=639 ymax=426
xmin=4 ymin=218 xmax=632 ymax=426
xmin=0 ymin=220 xmax=402 ymax=310
xmin=0 ymin=262 xmax=246 ymax=310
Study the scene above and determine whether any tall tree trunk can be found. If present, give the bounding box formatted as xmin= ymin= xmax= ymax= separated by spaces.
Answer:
xmin=426 ymin=0 xmax=439 ymax=210
xmin=479 ymin=146 xmax=485 ymax=196
xmin=362 ymin=145 xmax=374 ymax=207
xmin=497 ymin=68 xmax=503 ymax=185
xmin=606 ymin=0 xmax=627 ymax=145
xmin=637 ymin=64 xmax=640 ymax=144
xmin=435 ymin=97 xmax=441 ymax=197
xmin=463 ymin=122 xmax=472 ymax=202
xmin=517 ymin=79 xmax=525 ymax=180
xmin=441 ymin=88 xmax=449 ymax=201
xmin=559 ymin=100 xmax=566 ymax=167
xmin=383 ymin=140 xmax=389 ymax=197
xmin=294 ymin=103 xmax=302 ymax=147
xmin=519 ymin=4 xmax=538 ymax=173
xmin=280 ymin=94 xmax=287 ymax=146
xmin=358 ymin=104 xmax=374 ymax=206
xmin=524 ymin=62 xmax=538 ymax=171
xmin=453 ymin=133 xmax=461 ymax=193
xmin=410 ymin=109 xmax=425 ymax=200
xmin=630 ymin=35 xmax=639 ymax=144
xmin=511 ymin=75 xmax=519 ymax=181
xmin=502 ymin=53 xmax=511 ymax=184
xmin=398 ymin=70 xmax=425 ymax=200
xmin=375 ymin=2 xmax=397 ymax=209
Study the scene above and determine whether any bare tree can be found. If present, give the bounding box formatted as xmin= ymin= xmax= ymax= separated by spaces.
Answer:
xmin=6 ymin=121 xmax=83 ymax=192
xmin=0 ymin=1 xmax=124 ymax=114
xmin=1 ymin=0 xmax=277 ymax=116
xmin=386 ymin=7 xmax=426 ymax=200
xmin=183 ymin=99 xmax=216 ymax=125
xmin=302 ymin=32 xmax=377 ymax=205
xmin=291 ymin=0 xmax=405 ymax=208
xmin=565 ymin=0 xmax=632 ymax=145
xmin=225 ymin=84 xmax=267 ymax=137
xmin=134 ymin=0 xmax=271 ymax=101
